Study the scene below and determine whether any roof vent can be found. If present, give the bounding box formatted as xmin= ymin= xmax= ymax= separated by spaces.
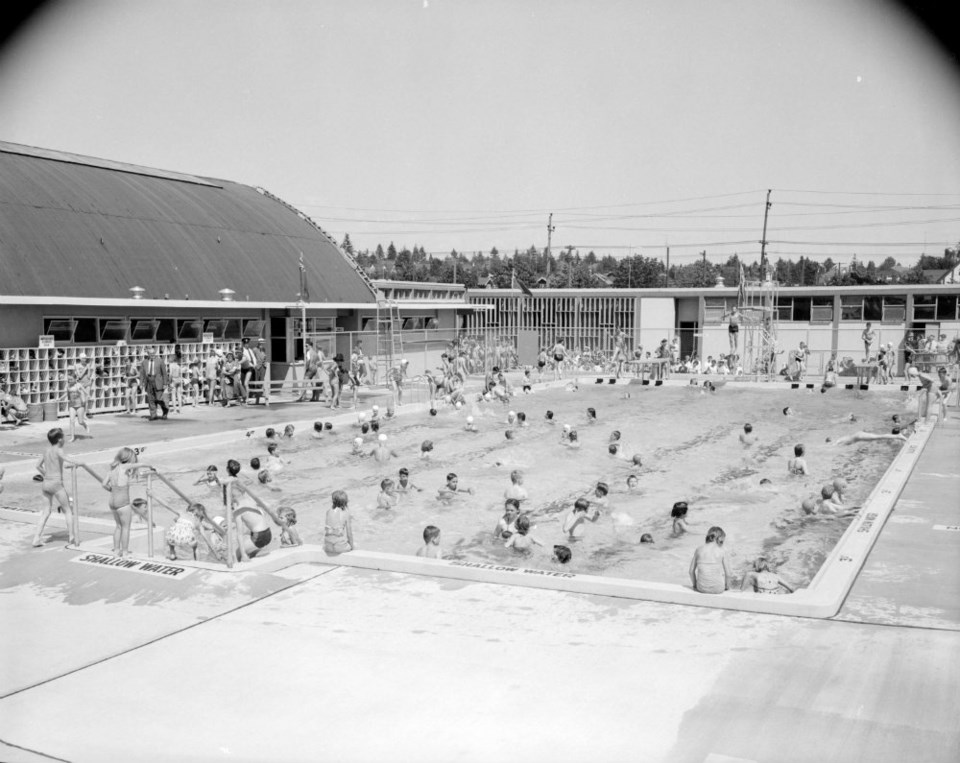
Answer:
xmin=219 ymin=288 xmax=236 ymax=302
xmin=129 ymin=286 xmax=146 ymax=300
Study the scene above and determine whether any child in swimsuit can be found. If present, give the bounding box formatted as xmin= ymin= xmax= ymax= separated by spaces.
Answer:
xmin=278 ymin=507 xmax=302 ymax=547
xmin=788 ymin=444 xmax=808 ymax=475
xmin=504 ymin=514 xmax=543 ymax=554
xmin=415 ymin=525 xmax=442 ymax=559
xmin=32 ymin=428 xmax=80 ymax=547
xmin=165 ymin=503 xmax=216 ymax=561
xmin=102 ymin=446 xmax=142 ymax=556
xmin=562 ymin=498 xmax=599 ymax=541
xmin=740 ymin=557 xmax=795 ymax=594
xmin=689 ymin=526 xmax=731 ymax=594
xmin=671 ymin=501 xmax=692 ymax=535
xmin=324 ymin=490 xmax=354 ymax=555
xmin=377 ymin=478 xmax=399 ymax=509
xmin=397 ymin=467 xmax=423 ymax=493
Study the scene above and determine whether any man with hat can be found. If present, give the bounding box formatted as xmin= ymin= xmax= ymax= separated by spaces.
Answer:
xmin=251 ymin=338 xmax=269 ymax=406
xmin=139 ymin=348 xmax=169 ymax=420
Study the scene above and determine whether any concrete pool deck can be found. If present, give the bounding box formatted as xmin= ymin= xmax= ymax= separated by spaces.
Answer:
xmin=0 ymin=387 xmax=958 ymax=762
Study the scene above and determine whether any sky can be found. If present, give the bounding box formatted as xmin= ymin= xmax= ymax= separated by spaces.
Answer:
xmin=1 ymin=0 xmax=959 ymax=267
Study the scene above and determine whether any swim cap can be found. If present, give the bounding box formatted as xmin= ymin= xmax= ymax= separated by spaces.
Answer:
xmin=466 ymin=416 xmax=474 ymax=424
xmin=378 ymin=434 xmax=387 ymax=442
xmin=354 ymin=437 xmax=363 ymax=446
xmin=508 ymin=411 xmax=516 ymax=417
xmin=563 ymin=424 xmax=572 ymax=431
xmin=358 ymin=412 xmax=367 ymax=421
xmin=455 ymin=401 xmax=462 ymax=409
xmin=372 ymin=405 xmax=379 ymax=412
xmin=640 ymin=533 xmax=654 ymax=544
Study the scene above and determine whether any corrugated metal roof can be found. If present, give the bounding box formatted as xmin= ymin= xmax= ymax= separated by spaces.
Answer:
xmin=0 ymin=142 xmax=376 ymax=304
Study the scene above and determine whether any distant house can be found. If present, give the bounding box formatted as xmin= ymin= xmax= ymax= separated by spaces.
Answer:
xmin=535 ymin=276 xmax=549 ymax=288
xmin=921 ymin=269 xmax=951 ymax=284
xmin=874 ymin=268 xmax=902 ymax=284
xmin=593 ymin=272 xmax=615 ymax=286
xmin=926 ymin=264 xmax=960 ymax=284
xmin=477 ymin=274 xmax=496 ymax=289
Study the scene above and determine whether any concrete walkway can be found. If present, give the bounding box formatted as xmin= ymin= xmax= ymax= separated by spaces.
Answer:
xmin=0 ymin=396 xmax=957 ymax=762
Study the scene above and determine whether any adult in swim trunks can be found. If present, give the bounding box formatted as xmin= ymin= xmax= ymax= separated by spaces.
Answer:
xmin=725 ymin=305 xmax=741 ymax=356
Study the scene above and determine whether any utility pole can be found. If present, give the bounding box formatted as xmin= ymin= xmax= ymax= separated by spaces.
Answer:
xmin=546 ymin=213 xmax=555 ymax=275
xmin=665 ymin=245 xmax=670 ymax=288
xmin=701 ymin=250 xmax=707 ymax=286
xmin=759 ymin=188 xmax=772 ymax=279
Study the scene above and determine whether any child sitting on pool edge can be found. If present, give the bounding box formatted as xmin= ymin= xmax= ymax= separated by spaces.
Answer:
xmin=278 ymin=507 xmax=302 ymax=547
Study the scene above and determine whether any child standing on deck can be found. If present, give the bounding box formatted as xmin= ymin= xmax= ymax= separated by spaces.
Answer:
xmin=168 ymin=354 xmax=183 ymax=414
xmin=124 ymin=357 xmax=140 ymax=414
xmin=101 ymin=446 xmax=143 ymax=557
xmin=32 ymin=428 xmax=81 ymax=547
xmin=60 ymin=372 xmax=91 ymax=442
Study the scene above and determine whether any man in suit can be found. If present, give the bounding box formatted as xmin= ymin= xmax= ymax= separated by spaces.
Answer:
xmin=140 ymin=348 xmax=169 ymax=420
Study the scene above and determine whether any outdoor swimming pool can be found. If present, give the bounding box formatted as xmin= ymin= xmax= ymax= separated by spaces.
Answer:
xmin=5 ymin=381 xmax=920 ymax=591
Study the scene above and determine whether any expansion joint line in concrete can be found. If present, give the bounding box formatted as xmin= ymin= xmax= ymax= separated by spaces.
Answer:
xmin=0 ymin=565 xmax=340 ymax=702
xmin=0 ymin=737 xmax=72 ymax=763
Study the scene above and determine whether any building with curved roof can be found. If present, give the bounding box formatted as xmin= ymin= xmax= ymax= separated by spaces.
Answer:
xmin=0 ymin=141 xmax=374 ymax=303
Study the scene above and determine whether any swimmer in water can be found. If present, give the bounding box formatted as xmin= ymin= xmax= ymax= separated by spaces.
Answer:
xmin=544 ymin=410 xmax=555 ymax=424
xmin=420 ymin=440 xmax=434 ymax=460
xmin=369 ymin=433 xmax=399 ymax=463
xmin=783 ymin=406 xmax=795 ymax=417
xmin=351 ymin=437 xmax=367 ymax=456
xmin=825 ymin=431 xmax=908 ymax=446
xmin=504 ymin=514 xmax=543 ymax=554
xmin=563 ymin=430 xmax=581 ymax=449
xmin=438 ymin=472 xmax=473 ymax=501
xmin=671 ymin=501 xmax=692 ymax=535
xmin=416 ymin=525 xmax=443 ymax=559
xmin=740 ymin=557 xmax=795 ymax=594
xmin=494 ymin=499 xmax=520 ymax=539
xmin=464 ymin=416 xmax=479 ymax=433
xmin=396 ymin=467 xmax=423 ymax=493
xmin=376 ymin=478 xmax=400 ymax=509
xmin=739 ymin=423 xmax=757 ymax=446
xmin=562 ymin=498 xmax=600 ymax=540
xmin=504 ymin=470 xmax=529 ymax=504
xmin=626 ymin=474 xmax=639 ymax=490
xmin=787 ymin=444 xmax=808 ymax=475
xmin=585 ymin=407 xmax=597 ymax=424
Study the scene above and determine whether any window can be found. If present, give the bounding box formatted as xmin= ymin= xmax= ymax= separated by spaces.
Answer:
xmin=811 ymin=298 xmax=834 ymax=323
xmin=100 ymin=320 xmax=130 ymax=342
xmin=156 ymin=319 xmax=176 ymax=343
xmin=775 ymin=298 xmax=793 ymax=322
xmin=131 ymin=319 xmax=159 ymax=342
xmin=425 ymin=317 xmax=439 ymax=330
xmin=43 ymin=318 xmax=77 ymax=342
xmin=792 ymin=298 xmax=811 ymax=322
xmin=840 ymin=296 xmax=863 ymax=321
xmin=177 ymin=320 xmax=203 ymax=341
xmin=74 ymin=318 xmax=98 ymax=343
xmin=704 ymin=298 xmax=730 ymax=325
xmin=864 ymin=296 xmax=882 ymax=321
xmin=913 ymin=295 xmax=936 ymax=321
xmin=936 ymin=295 xmax=958 ymax=321
xmin=204 ymin=319 xmax=228 ymax=340
xmin=242 ymin=319 xmax=265 ymax=339
xmin=882 ymin=296 xmax=905 ymax=323
xmin=224 ymin=319 xmax=243 ymax=340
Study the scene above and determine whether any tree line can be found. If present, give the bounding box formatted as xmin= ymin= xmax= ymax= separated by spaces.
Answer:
xmin=338 ymin=234 xmax=959 ymax=289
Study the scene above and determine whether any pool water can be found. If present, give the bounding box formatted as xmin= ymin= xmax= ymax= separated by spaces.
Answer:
xmin=5 ymin=383 xmax=917 ymax=589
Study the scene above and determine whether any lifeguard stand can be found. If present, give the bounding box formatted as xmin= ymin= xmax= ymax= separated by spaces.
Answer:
xmin=740 ymin=276 xmax=780 ymax=380
xmin=374 ymin=298 xmax=404 ymax=384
